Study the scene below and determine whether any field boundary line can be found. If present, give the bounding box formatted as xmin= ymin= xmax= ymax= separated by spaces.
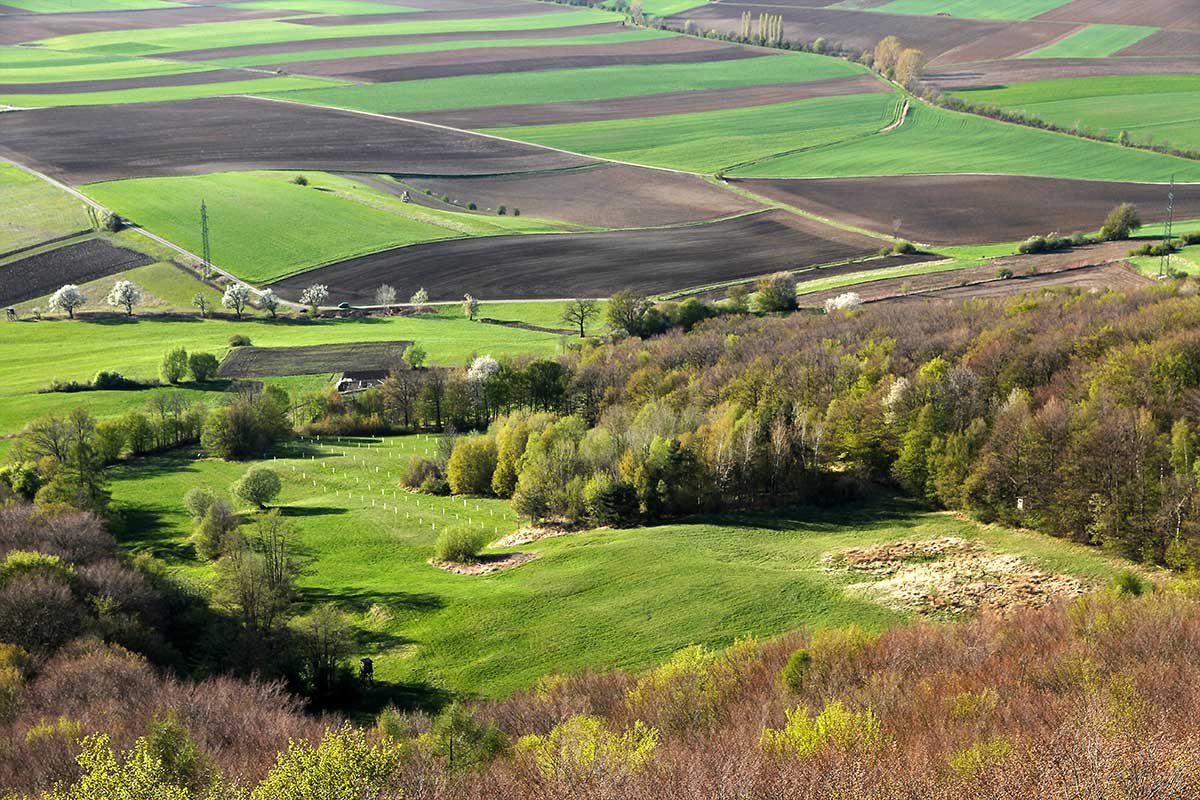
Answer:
xmin=244 ymin=93 xmax=711 ymax=177
xmin=712 ymin=177 xmax=899 ymax=244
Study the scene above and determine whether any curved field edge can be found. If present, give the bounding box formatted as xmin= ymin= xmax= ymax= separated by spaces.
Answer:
xmin=730 ymin=102 xmax=1200 ymax=182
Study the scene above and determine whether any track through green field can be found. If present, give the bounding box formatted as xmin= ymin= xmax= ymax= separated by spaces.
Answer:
xmin=861 ymin=0 xmax=1071 ymax=20
xmin=32 ymin=9 xmax=620 ymax=54
xmin=84 ymin=171 xmax=574 ymax=284
xmin=732 ymin=103 xmax=1200 ymax=183
xmin=0 ymin=75 xmax=345 ymax=108
xmin=955 ymin=76 xmax=1200 ymax=151
xmin=1021 ymin=24 xmax=1158 ymax=58
xmin=272 ymin=52 xmax=866 ymax=113
xmin=489 ymin=92 xmax=901 ymax=174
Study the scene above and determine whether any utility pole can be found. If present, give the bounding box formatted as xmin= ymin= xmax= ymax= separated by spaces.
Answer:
xmin=1160 ymin=177 xmax=1175 ymax=278
xmin=200 ymin=199 xmax=212 ymax=277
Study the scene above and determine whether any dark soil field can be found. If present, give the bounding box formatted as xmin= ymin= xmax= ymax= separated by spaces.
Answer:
xmin=0 ymin=5 xmax=301 ymax=45
xmin=216 ymin=341 xmax=413 ymax=378
xmin=931 ymin=21 xmax=1082 ymax=64
xmin=0 ymin=238 xmax=153 ymax=307
xmin=688 ymin=252 xmax=942 ymax=302
xmin=1116 ymin=29 xmax=1200 ymax=57
xmin=669 ymin=5 xmax=1005 ymax=61
xmin=399 ymin=164 xmax=763 ymax=228
xmin=1034 ymin=0 xmax=1200 ymax=30
xmin=269 ymin=210 xmax=885 ymax=302
xmin=287 ymin=1 xmax=563 ymax=26
xmin=0 ymin=69 xmax=257 ymax=96
xmin=0 ymin=97 xmax=593 ymax=184
xmin=409 ymin=75 xmax=888 ymax=128
xmin=280 ymin=38 xmax=759 ymax=82
xmin=926 ymin=56 xmax=1200 ymax=90
xmin=801 ymin=243 xmax=1148 ymax=306
xmin=737 ymin=176 xmax=1200 ymax=245
xmin=167 ymin=22 xmax=625 ymax=62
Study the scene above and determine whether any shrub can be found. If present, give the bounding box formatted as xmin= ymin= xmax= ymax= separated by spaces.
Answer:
xmin=517 ymin=715 xmax=659 ymax=780
xmin=1113 ymin=570 xmax=1148 ymax=596
xmin=417 ymin=703 xmax=508 ymax=771
xmin=949 ymin=688 xmax=998 ymax=720
xmin=232 ymin=466 xmax=281 ymax=509
xmin=291 ymin=175 xmax=308 ymax=186
xmin=92 ymin=371 xmax=140 ymax=391
xmin=824 ymin=292 xmax=863 ymax=314
xmin=182 ymin=488 xmax=218 ymax=520
xmin=948 ymin=736 xmax=1015 ymax=778
xmin=0 ymin=551 xmax=77 ymax=589
xmin=583 ymin=474 xmax=639 ymax=527
xmin=399 ymin=456 xmax=443 ymax=491
xmin=996 ymin=267 xmax=1014 ymax=280
xmin=755 ymin=272 xmax=798 ymax=313
xmin=160 ymin=347 xmax=188 ymax=384
xmin=250 ymin=725 xmax=406 ymax=800
xmin=809 ymin=625 xmax=875 ymax=672
xmin=188 ymin=352 xmax=220 ymax=383
xmin=100 ymin=211 xmax=124 ymax=233
xmin=434 ymin=527 xmax=487 ymax=563
xmin=467 ymin=202 xmax=477 ymax=210
xmin=447 ymin=437 xmax=498 ymax=496
xmin=497 ymin=205 xmax=507 ymax=216
xmin=892 ymin=240 xmax=916 ymax=255
xmin=759 ymin=701 xmax=882 ymax=760
xmin=779 ymin=648 xmax=811 ymax=693
xmin=193 ymin=500 xmax=239 ymax=560
xmin=228 ymin=334 xmax=251 ymax=348
xmin=1100 ymin=203 xmax=1142 ymax=241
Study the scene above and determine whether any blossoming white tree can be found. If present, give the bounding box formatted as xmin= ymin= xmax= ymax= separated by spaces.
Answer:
xmin=49 ymin=284 xmax=87 ymax=319
xmin=222 ymin=283 xmax=252 ymax=319
xmin=105 ymin=280 xmax=143 ymax=316
xmin=824 ymin=292 xmax=863 ymax=315
xmin=300 ymin=284 xmax=328 ymax=316
xmin=258 ymin=288 xmax=280 ymax=318
xmin=467 ymin=355 xmax=499 ymax=386
xmin=373 ymin=284 xmax=397 ymax=307
xmin=410 ymin=287 xmax=429 ymax=307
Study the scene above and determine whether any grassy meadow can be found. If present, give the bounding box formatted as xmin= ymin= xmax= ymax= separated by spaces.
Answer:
xmin=84 ymin=171 xmax=576 ymax=284
xmin=0 ymin=75 xmax=347 ymax=109
xmin=955 ymin=75 xmax=1200 ymax=151
xmin=2 ymin=0 xmax=180 ymax=11
xmin=489 ymin=92 xmax=902 ymax=173
xmin=0 ymin=56 xmax=214 ymax=85
xmin=0 ymin=162 xmax=93 ymax=253
xmin=733 ymin=102 xmax=1200 ymax=182
xmin=108 ymin=437 xmax=1130 ymax=697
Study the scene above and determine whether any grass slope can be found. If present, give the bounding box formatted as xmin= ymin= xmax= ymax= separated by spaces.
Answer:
xmin=108 ymin=442 xmax=1130 ymax=698
xmin=866 ymin=0 xmax=1070 ymax=20
xmin=489 ymin=92 xmax=902 ymax=173
xmin=1022 ymin=24 xmax=1159 ymax=58
xmin=32 ymin=9 xmax=620 ymax=54
xmin=732 ymin=103 xmax=1200 ymax=182
xmin=955 ymin=76 xmax=1200 ymax=151
xmin=0 ymin=162 xmax=93 ymax=254
xmin=0 ymin=75 xmax=345 ymax=108
xmin=208 ymin=28 xmax=677 ymax=68
xmin=83 ymin=171 xmax=571 ymax=284
xmin=270 ymin=52 xmax=867 ymax=113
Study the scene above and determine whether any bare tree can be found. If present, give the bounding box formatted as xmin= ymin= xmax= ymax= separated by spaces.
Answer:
xmin=374 ymin=284 xmax=397 ymax=307
xmin=562 ymin=299 xmax=599 ymax=338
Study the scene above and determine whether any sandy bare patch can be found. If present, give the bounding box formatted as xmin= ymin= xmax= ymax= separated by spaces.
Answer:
xmin=492 ymin=526 xmax=576 ymax=548
xmin=430 ymin=552 xmax=537 ymax=576
xmin=823 ymin=537 xmax=1084 ymax=616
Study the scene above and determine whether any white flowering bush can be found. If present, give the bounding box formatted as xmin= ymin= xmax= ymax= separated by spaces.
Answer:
xmin=824 ymin=292 xmax=863 ymax=314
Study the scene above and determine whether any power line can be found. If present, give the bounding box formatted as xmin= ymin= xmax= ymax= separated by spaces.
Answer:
xmin=200 ymin=199 xmax=212 ymax=277
xmin=1160 ymin=176 xmax=1175 ymax=278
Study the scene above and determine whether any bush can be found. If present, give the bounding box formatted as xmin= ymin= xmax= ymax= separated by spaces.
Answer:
xmin=1113 ymin=570 xmax=1149 ymax=596
xmin=92 ymin=371 xmax=141 ymax=391
xmin=291 ymin=175 xmax=308 ymax=186
xmin=759 ymin=701 xmax=882 ymax=760
xmin=228 ymin=334 xmax=251 ymax=348
xmin=183 ymin=488 xmax=218 ymax=520
xmin=160 ymin=347 xmax=189 ymax=384
xmin=400 ymin=456 xmax=443 ymax=491
xmin=778 ymin=648 xmax=811 ymax=693
xmin=467 ymin=202 xmax=477 ymax=210
xmin=447 ymin=437 xmax=498 ymax=496
xmin=188 ymin=352 xmax=220 ymax=383
xmin=434 ymin=527 xmax=488 ymax=563
xmin=892 ymin=240 xmax=916 ymax=255
xmin=755 ymin=272 xmax=798 ymax=313
xmin=497 ymin=205 xmax=507 ymax=216
xmin=583 ymin=474 xmax=639 ymax=527
xmin=232 ymin=466 xmax=281 ymax=509
xmin=193 ymin=500 xmax=239 ymax=560
xmin=1100 ymin=203 xmax=1142 ymax=241
xmin=996 ymin=267 xmax=1014 ymax=280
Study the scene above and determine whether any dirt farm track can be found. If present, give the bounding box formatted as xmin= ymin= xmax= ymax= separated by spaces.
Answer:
xmin=269 ymin=210 xmax=885 ymax=303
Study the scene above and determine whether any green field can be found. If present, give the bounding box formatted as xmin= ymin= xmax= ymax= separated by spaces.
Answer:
xmin=225 ymin=0 xmax=420 ymax=15
xmin=1 ymin=0 xmax=180 ymax=11
xmin=0 ymin=75 xmax=345 ymax=108
xmin=0 ymin=312 xmax=562 ymax=438
xmin=955 ymin=75 xmax=1200 ymax=151
xmin=1131 ymin=244 xmax=1200 ymax=278
xmin=107 ymin=440 xmax=1128 ymax=697
xmin=615 ymin=0 xmax=709 ymax=15
xmin=1022 ymin=24 xmax=1159 ymax=58
xmin=0 ymin=56 xmax=214 ymax=85
xmin=489 ymin=92 xmax=902 ymax=173
xmin=863 ymin=0 xmax=1070 ymax=20
xmin=207 ymin=28 xmax=677 ymax=68
xmin=0 ymin=162 xmax=93 ymax=254
xmin=732 ymin=102 xmax=1200 ymax=182
xmin=84 ymin=171 xmax=574 ymax=284
xmin=271 ymin=52 xmax=867 ymax=114
xmin=32 ymin=9 xmax=620 ymax=54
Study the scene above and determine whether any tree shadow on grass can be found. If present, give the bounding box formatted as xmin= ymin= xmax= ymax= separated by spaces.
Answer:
xmin=299 ymin=586 xmax=445 ymax=615
xmin=117 ymin=503 xmax=197 ymax=562
xmin=666 ymin=492 xmax=932 ymax=535
xmin=279 ymin=505 xmax=348 ymax=518
xmin=355 ymin=680 xmax=452 ymax=717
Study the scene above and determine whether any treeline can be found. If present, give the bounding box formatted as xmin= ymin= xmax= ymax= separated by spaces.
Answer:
xmin=319 ymin=282 xmax=1200 ymax=568
xmin=9 ymin=583 xmax=1200 ymax=798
